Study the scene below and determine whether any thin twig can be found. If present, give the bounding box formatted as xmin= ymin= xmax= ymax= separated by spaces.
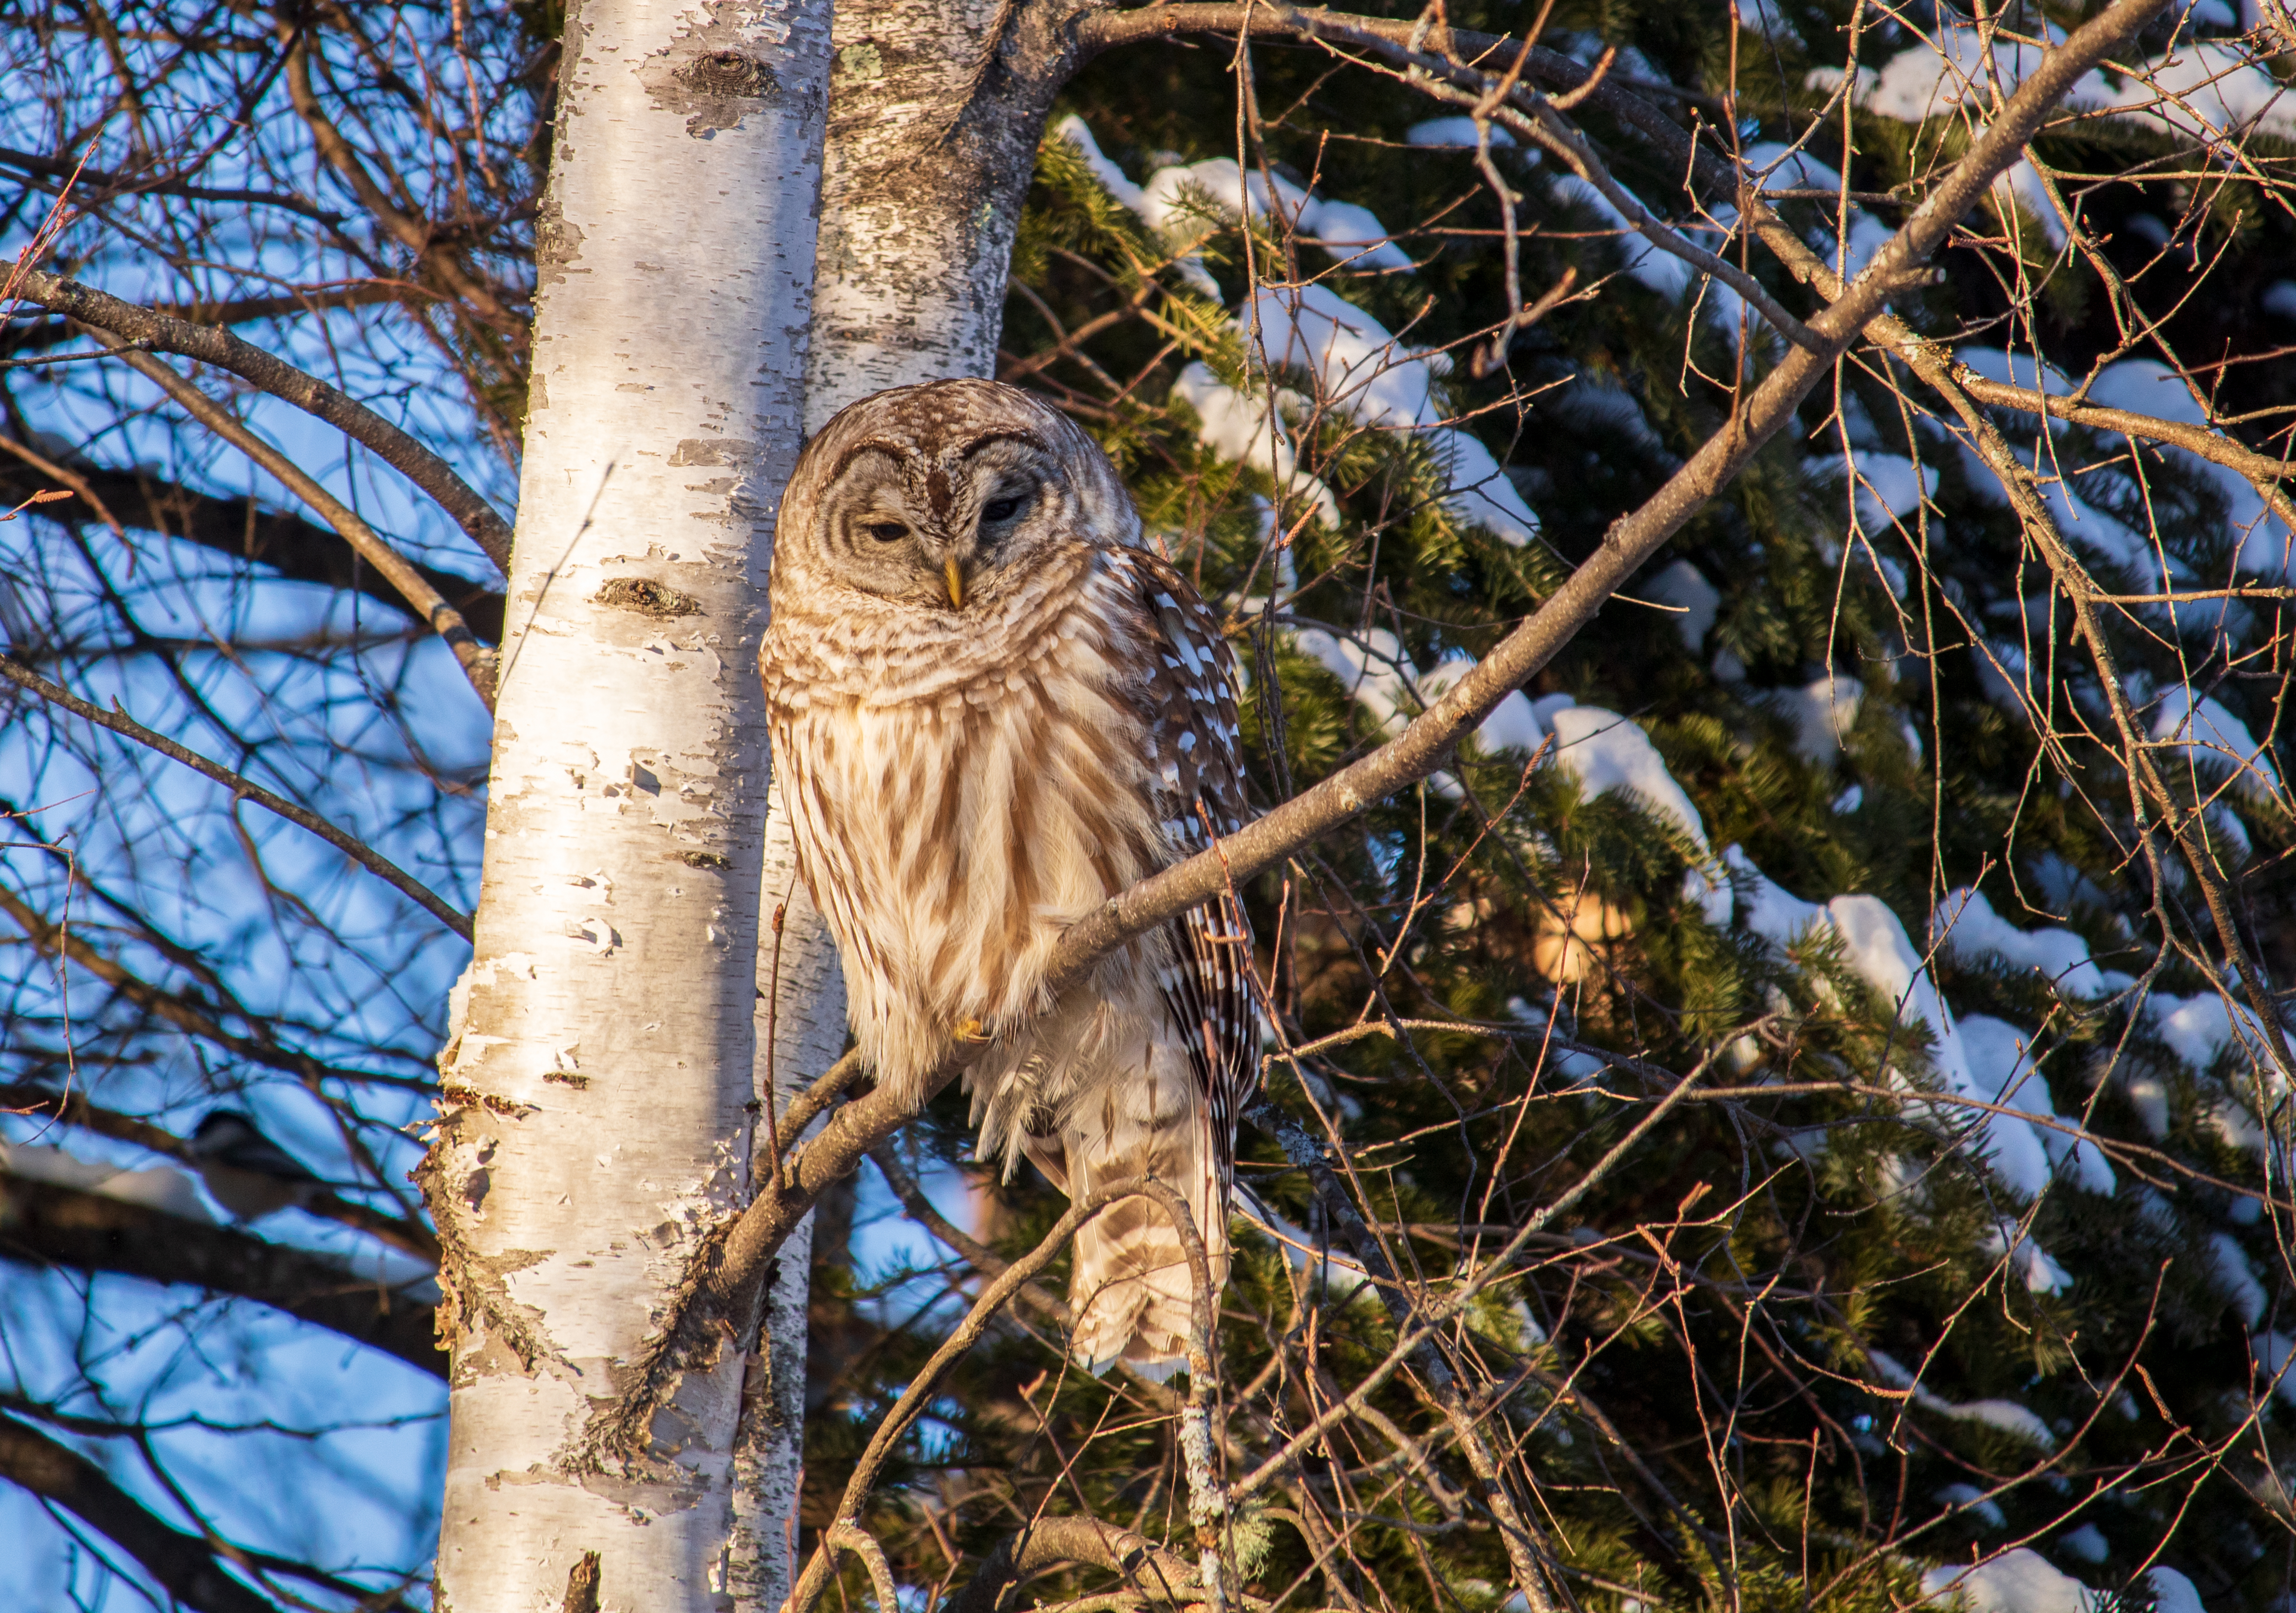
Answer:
xmin=0 ymin=654 xmax=473 ymax=937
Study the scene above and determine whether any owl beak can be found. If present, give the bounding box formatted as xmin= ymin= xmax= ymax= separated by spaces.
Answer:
xmin=944 ymin=555 xmax=967 ymax=610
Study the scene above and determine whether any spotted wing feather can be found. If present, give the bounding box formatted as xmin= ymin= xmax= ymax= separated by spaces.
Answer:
xmin=1111 ymin=550 xmax=1259 ymax=1180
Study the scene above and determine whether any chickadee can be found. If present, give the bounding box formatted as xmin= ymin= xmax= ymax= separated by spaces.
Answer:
xmin=186 ymin=1110 xmax=326 ymax=1222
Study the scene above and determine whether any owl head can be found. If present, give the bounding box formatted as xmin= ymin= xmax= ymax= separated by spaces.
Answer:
xmin=772 ymin=379 xmax=1140 ymax=615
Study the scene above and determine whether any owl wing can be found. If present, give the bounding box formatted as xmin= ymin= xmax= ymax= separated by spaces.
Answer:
xmin=1109 ymin=549 xmax=1259 ymax=1171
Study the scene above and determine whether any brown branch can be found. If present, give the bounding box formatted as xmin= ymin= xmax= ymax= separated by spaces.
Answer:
xmin=867 ymin=1142 xmax=1072 ymax=1326
xmin=12 ymin=268 xmax=513 ymax=569
xmin=0 ymin=453 xmax=503 ymax=643
xmin=1 ymin=1393 xmax=428 ymax=1613
xmin=0 ymin=899 xmax=427 ymax=1093
xmin=282 ymin=39 xmax=526 ymax=344
xmin=1 ymin=283 xmax=426 ymax=357
xmin=1 ymin=897 xmax=428 ymax=1091
xmin=772 ymin=1047 xmax=870 ymax=1145
xmin=0 ymin=1410 xmax=283 ymax=1613
xmin=0 ymin=1173 xmax=445 ymax=1377
xmin=1947 ymin=369 xmax=2296 ymax=529
xmin=782 ymin=1179 xmax=1214 ymax=1613
xmin=99 ymin=348 xmax=496 ymax=704
xmin=0 ymin=142 xmax=347 ymax=225
xmin=0 ymin=431 xmax=126 ymax=538
xmin=0 ymin=1083 xmax=440 ymax=1263
xmin=0 ymin=656 xmax=474 ymax=937
xmin=944 ymin=1516 xmax=1205 ymax=1613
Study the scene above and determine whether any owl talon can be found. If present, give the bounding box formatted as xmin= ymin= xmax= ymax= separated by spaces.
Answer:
xmin=953 ymin=1017 xmax=990 ymax=1044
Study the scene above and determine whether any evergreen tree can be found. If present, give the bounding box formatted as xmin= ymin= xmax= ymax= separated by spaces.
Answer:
xmin=801 ymin=6 xmax=2296 ymax=1612
xmin=2 ymin=0 xmax=2292 ymax=1607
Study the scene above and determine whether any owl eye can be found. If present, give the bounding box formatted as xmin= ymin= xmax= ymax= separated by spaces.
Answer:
xmin=864 ymin=521 xmax=910 ymax=543
xmin=980 ymin=494 xmax=1024 ymax=523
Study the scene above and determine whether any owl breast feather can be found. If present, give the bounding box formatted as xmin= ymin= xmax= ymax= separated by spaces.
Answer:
xmin=766 ymin=561 xmax=1170 ymax=1102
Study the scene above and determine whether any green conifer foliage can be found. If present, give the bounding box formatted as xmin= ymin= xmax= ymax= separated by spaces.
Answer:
xmin=804 ymin=6 xmax=2296 ymax=1612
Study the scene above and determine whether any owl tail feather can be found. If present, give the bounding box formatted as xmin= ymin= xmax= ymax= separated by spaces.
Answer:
xmin=1067 ymin=1166 xmax=1229 ymax=1382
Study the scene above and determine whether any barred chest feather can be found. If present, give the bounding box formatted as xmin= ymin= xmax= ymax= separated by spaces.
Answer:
xmin=763 ymin=549 xmax=1171 ymax=1107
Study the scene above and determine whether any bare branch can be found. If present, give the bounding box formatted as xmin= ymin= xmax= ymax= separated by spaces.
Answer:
xmin=945 ymin=1516 xmax=1206 ymax=1613
xmin=12 ymin=268 xmax=514 ymax=568
xmin=0 ymin=660 xmax=473 ymax=936
xmin=0 ymin=1083 xmax=440 ymax=1263
xmin=0 ymin=1173 xmax=445 ymax=1376
xmin=0 ymin=1410 xmax=283 ymax=1613
xmin=101 ymin=348 xmax=499 ymax=704
xmin=0 ymin=452 xmax=504 ymax=643
xmin=782 ymin=1179 xmax=1216 ymax=1613
xmin=0 ymin=141 xmax=348 ymax=225
xmin=282 ymin=39 xmax=527 ymax=343
xmin=2 ymin=284 xmax=427 ymax=357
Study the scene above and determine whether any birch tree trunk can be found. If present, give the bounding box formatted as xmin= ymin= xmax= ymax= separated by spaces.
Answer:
xmin=719 ymin=11 xmax=1094 ymax=1601
xmin=728 ymin=844 xmax=846 ymax=1613
xmin=804 ymin=0 xmax=1093 ymax=425
xmin=425 ymin=0 xmax=831 ymax=1606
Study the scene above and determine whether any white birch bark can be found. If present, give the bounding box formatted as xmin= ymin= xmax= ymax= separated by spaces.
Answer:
xmin=804 ymin=0 xmax=1086 ymax=426
xmin=722 ymin=6 xmax=1093 ymax=1598
xmin=722 ymin=8 xmax=1085 ymax=1596
xmin=726 ymin=811 xmax=847 ymax=1613
xmin=426 ymin=0 xmax=830 ymax=1606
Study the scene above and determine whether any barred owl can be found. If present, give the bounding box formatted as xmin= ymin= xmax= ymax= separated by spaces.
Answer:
xmin=759 ymin=379 xmax=1256 ymax=1375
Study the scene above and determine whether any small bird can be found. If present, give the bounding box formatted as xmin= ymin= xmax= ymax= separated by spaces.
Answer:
xmin=760 ymin=379 xmax=1257 ymax=1376
xmin=186 ymin=1110 xmax=326 ymax=1222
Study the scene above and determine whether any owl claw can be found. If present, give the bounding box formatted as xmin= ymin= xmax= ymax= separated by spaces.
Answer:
xmin=953 ymin=1017 xmax=991 ymax=1045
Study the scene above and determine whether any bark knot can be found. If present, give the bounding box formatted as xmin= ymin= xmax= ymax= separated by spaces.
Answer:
xmin=642 ymin=38 xmax=782 ymax=138
xmin=593 ymin=577 xmax=701 ymax=618
xmin=680 ymin=49 xmax=775 ymax=100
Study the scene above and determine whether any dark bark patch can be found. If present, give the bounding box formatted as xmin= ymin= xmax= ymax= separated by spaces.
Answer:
xmin=553 ymin=1553 xmax=597 ymax=1613
xmin=534 ymin=202 xmax=585 ymax=288
xmin=641 ymin=36 xmax=781 ymax=139
xmin=593 ymin=576 xmax=701 ymax=618
xmin=681 ymin=49 xmax=775 ymax=100
xmin=562 ymin=1552 xmax=602 ymax=1613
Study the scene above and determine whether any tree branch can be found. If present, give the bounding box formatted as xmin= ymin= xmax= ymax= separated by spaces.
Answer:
xmin=0 ymin=453 xmax=504 ymax=643
xmin=0 ymin=142 xmax=348 ymax=225
xmin=867 ymin=1142 xmax=1071 ymax=1326
xmin=1 ymin=1393 xmax=429 ymax=1613
xmin=0 ymin=891 xmax=438 ymax=1094
xmin=0 ymin=1173 xmax=444 ymax=1376
xmin=0 ymin=1410 xmax=283 ymax=1613
xmin=944 ymin=1516 xmax=1205 ymax=1613
xmin=0 ymin=655 xmax=475 ymax=937
xmin=0 ymin=1083 xmax=441 ymax=1263
xmin=98 ymin=348 xmax=497 ymax=704
xmin=619 ymin=0 xmax=2168 ymax=1479
xmin=780 ymin=1179 xmax=1214 ymax=1613
xmin=2 ymin=284 xmax=426 ymax=356
xmin=1079 ymin=4 xmax=2293 ymax=534
xmin=282 ymin=40 xmax=527 ymax=344
xmin=12 ymin=268 xmax=513 ymax=569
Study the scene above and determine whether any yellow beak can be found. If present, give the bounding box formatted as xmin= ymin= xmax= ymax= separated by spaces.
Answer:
xmin=944 ymin=556 xmax=966 ymax=609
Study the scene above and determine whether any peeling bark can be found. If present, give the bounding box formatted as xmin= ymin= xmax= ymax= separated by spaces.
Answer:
xmin=425 ymin=0 xmax=831 ymax=1606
